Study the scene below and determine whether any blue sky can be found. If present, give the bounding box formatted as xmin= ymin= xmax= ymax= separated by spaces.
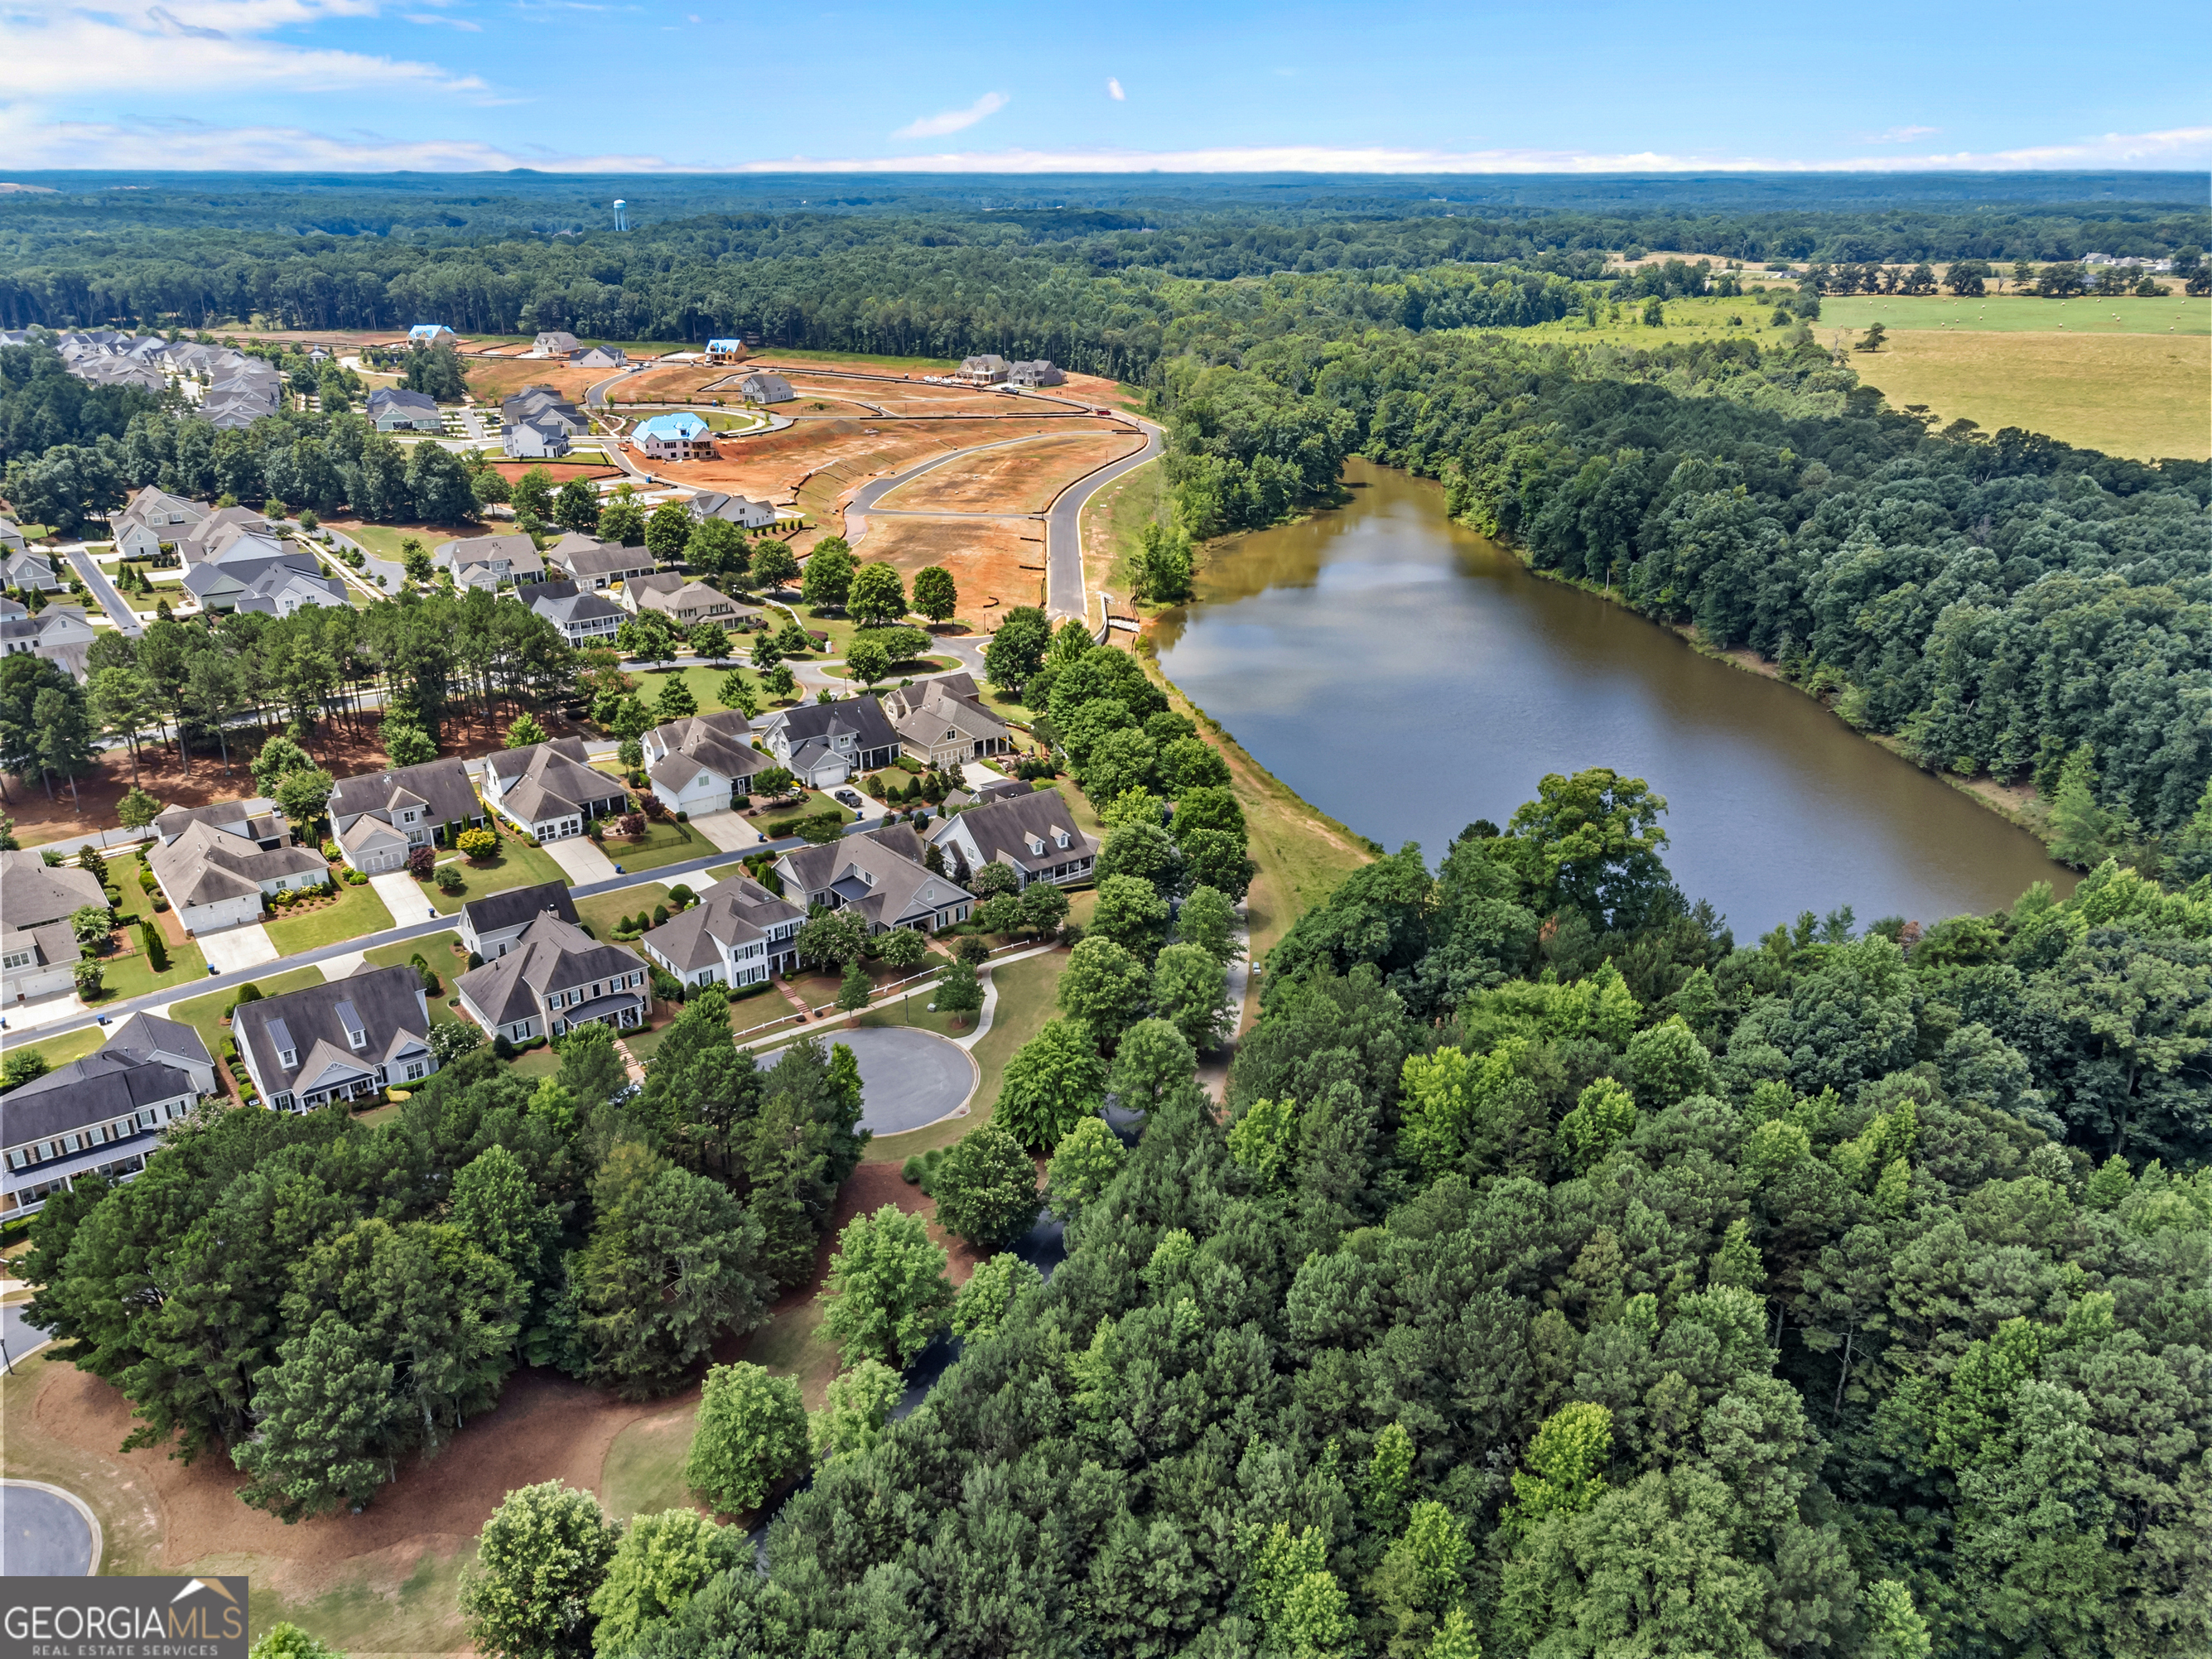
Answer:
xmin=3 ymin=0 xmax=2208 ymax=173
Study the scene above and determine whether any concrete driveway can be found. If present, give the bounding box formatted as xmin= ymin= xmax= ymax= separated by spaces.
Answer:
xmin=690 ymin=811 xmax=759 ymax=853
xmin=371 ymin=870 xmax=440 ymax=927
xmin=544 ymin=837 xmax=619 ymax=885
xmin=198 ymin=924 xmax=280 ymax=975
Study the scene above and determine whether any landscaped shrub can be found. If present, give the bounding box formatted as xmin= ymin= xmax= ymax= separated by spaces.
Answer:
xmin=343 ymin=868 xmax=369 ymax=885
xmin=668 ymin=885 xmax=696 ymax=908
xmin=407 ymin=845 xmax=435 ymax=879
xmin=137 ymin=919 xmax=167 ymax=973
xmin=652 ymin=904 xmax=669 ymax=927
xmin=618 ymin=812 xmax=646 ymax=838
xmin=676 ymin=809 xmax=689 ymax=823
xmin=436 ymin=864 xmax=465 ymax=895
xmin=455 ymin=827 xmax=499 ymax=861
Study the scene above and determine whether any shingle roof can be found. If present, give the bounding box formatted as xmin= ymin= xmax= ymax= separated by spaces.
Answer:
xmin=460 ymin=880 xmax=580 ymax=941
xmin=457 ymin=914 xmax=647 ymax=1025
xmin=1 ymin=849 xmax=104 ymax=933
xmin=486 ymin=739 xmax=624 ymax=825
xmin=233 ymin=965 xmax=431 ymax=1100
xmin=933 ymin=789 xmax=1098 ymax=875
xmin=149 ymin=819 xmax=325 ymax=907
xmin=642 ymin=871 xmax=803 ymax=972
xmin=1 ymin=1052 xmax=196 ymax=1149
xmin=766 ymin=696 xmax=899 ymax=756
xmin=329 ymin=757 xmax=483 ymax=831
xmin=778 ymin=823 xmax=971 ymax=928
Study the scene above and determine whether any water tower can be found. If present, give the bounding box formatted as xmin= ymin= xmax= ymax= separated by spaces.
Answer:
xmin=613 ymin=199 xmax=628 ymax=232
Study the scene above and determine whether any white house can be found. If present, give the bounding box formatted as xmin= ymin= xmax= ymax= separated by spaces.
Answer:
xmin=0 ymin=1020 xmax=214 ymax=1218
xmin=2 ymin=849 xmax=104 ymax=1005
xmin=407 ymin=324 xmax=457 ymax=345
xmin=927 ymin=789 xmax=1099 ymax=890
xmin=367 ymin=387 xmax=443 ymax=432
xmin=234 ymin=965 xmax=439 ymax=1112
xmin=633 ymin=411 xmax=714 ymax=461
xmin=480 ymin=738 xmax=629 ymax=841
xmin=531 ymin=331 xmax=581 ymax=358
xmin=685 ymin=490 xmax=779 ymax=530
xmin=773 ymin=824 xmax=973 ymax=934
xmin=640 ymin=871 xmax=802 ymax=990
xmin=643 ymin=711 xmax=777 ymax=814
xmin=571 ymin=345 xmax=627 ymax=369
xmin=879 ymin=672 xmax=1013 ymax=768
xmin=530 ymin=583 xmax=627 ymax=646
xmin=758 ymin=697 xmax=902 ymax=789
xmin=455 ymin=914 xmax=651 ymax=1044
xmin=147 ymin=798 xmax=328 ymax=933
xmin=327 ymin=757 xmax=487 ymax=873
xmin=114 ymin=488 xmax=210 ymax=561
xmin=457 ymin=881 xmax=581 ymax=962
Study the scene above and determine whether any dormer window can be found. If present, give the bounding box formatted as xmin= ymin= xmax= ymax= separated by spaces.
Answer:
xmin=1054 ymin=829 xmax=1070 ymax=849
xmin=278 ymin=1047 xmax=297 ymax=1068
xmin=1026 ymin=835 xmax=1044 ymax=856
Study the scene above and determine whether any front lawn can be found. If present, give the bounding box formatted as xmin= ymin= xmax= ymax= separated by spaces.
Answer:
xmin=264 ymin=882 xmax=396 ymax=955
xmin=629 ymin=663 xmax=761 ymax=717
xmin=575 ymin=885 xmax=672 ymax=940
xmin=598 ymin=818 xmax=711 ymax=873
xmin=424 ymin=841 xmax=574 ymax=914
xmin=332 ymin=523 xmax=460 ymax=562
xmin=364 ymin=930 xmax=466 ymax=972
xmin=752 ymin=789 xmax=857 ymax=837
xmin=4 ymin=1026 xmax=104 ymax=1075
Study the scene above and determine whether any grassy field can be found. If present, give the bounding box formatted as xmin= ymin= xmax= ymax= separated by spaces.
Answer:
xmin=329 ymin=523 xmax=459 ymax=562
xmin=602 ymin=818 xmax=711 ymax=872
xmin=1814 ymin=294 xmax=2210 ymax=336
xmin=1082 ymin=449 xmax=1165 ymax=603
xmin=599 ymin=1397 xmax=701 ymax=1521
xmin=425 ymin=841 xmax=573 ymax=914
xmin=263 ymin=881 xmax=396 ymax=956
xmin=575 ymin=884 xmax=673 ymax=939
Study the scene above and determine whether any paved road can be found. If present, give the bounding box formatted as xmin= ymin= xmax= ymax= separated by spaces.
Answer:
xmin=842 ymin=431 xmax=1109 ymax=545
xmin=2 ymin=1299 xmax=51 ymax=1367
xmin=60 ymin=546 xmax=143 ymax=637
xmin=834 ymin=1027 xmax=979 ymax=1134
xmin=1047 ymin=417 xmax=1163 ymax=623
xmin=0 ymin=1481 xmax=98 ymax=1576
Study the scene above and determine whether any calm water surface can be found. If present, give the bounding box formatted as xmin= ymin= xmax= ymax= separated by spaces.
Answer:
xmin=1154 ymin=461 xmax=2073 ymax=934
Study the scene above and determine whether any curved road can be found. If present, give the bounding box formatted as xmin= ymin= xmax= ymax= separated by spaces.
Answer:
xmin=1046 ymin=417 xmax=1162 ymax=624
xmin=0 ymin=1480 xmax=100 ymax=1576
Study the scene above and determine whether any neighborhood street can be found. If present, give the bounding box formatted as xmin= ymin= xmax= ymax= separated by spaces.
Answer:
xmin=1047 ymin=415 xmax=1162 ymax=622
xmin=60 ymin=544 xmax=144 ymax=636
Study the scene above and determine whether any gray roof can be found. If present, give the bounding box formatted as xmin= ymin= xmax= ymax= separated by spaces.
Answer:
xmin=737 ymin=372 xmax=793 ymax=403
xmin=933 ymin=788 xmax=1098 ymax=874
xmin=367 ymin=387 xmax=440 ymax=417
xmin=533 ymin=587 xmax=627 ymax=628
xmin=233 ymin=964 xmax=432 ymax=1100
xmin=101 ymin=1010 xmax=214 ymax=1075
xmin=148 ymin=818 xmax=325 ymax=906
xmin=460 ymin=880 xmax=580 ymax=942
xmin=438 ymin=533 xmax=545 ymax=580
xmin=152 ymin=796 xmax=282 ymax=843
xmin=457 ymin=914 xmax=647 ymax=1025
xmin=646 ymin=711 xmax=773 ymax=789
xmin=767 ymin=695 xmax=899 ymax=757
xmin=547 ymin=534 xmax=654 ymax=578
xmin=2 ymin=1052 xmax=195 ymax=1149
xmin=778 ymin=823 xmax=971 ymax=928
xmin=486 ymin=738 xmax=626 ymax=825
xmin=642 ymin=871 xmax=802 ymax=973
xmin=329 ymin=757 xmax=483 ymax=831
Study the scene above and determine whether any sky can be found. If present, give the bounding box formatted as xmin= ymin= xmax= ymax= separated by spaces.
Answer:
xmin=2 ymin=0 xmax=2208 ymax=176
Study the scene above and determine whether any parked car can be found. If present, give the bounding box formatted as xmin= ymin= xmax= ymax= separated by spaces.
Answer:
xmin=835 ymin=789 xmax=863 ymax=808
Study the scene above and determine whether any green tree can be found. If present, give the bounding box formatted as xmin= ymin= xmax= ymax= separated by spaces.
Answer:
xmin=1227 ymin=1096 xmax=1299 ymax=1187
xmin=232 ymin=1314 xmax=402 ymax=1522
xmin=1149 ymin=942 xmax=1231 ymax=1049
xmin=1175 ymin=883 xmax=1241 ymax=962
xmin=1089 ymin=874 xmax=1171 ymax=957
xmin=1371 ymin=1501 xmax=1472 ymax=1659
xmin=716 ymin=671 xmax=759 ymax=721
xmin=1504 ymin=768 xmax=1673 ymax=930
xmin=820 ymin=1203 xmax=953 ymax=1368
xmin=274 ymin=766 xmax=335 ymax=833
xmin=644 ymin=500 xmax=694 ymax=562
xmin=687 ymin=622 xmax=730 ymax=663
xmin=587 ymin=1508 xmax=742 ymax=1657
xmin=653 ymin=676 xmax=696 ymax=722
xmin=1106 ymin=1017 xmax=1196 ymax=1108
xmin=117 ymin=784 xmax=164 ymax=831
xmin=1856 ymin=321 xmax=1887 ymax=352
xmin=844 ymin=638 xmax=889 ymax=687
xmin=836 ymin=957 xmax=873 ymax=1015
xmin=512 ymin=466 xmax=557 ymax=522
xmin=929 ymin=1122 xmax=1039 ymax=1251
xmin=598 ymin=495 xmax=646 ymax=547
xmin=1508 ymin=1401 xmax=1612 ymax=1526
xmin=798 ymin=909 xmax=870 ymax=970
xmin=553 ymin=480 xmax=601 ymax=535
xmin=383 ymin=720 xmax=437 ymax=768
xmin=1045 ymin=1116 xmax=1126 ymax=1217
xmin=875 ymin=926 xmax=928 ymax=972
xmin=911 ymin=564 xmax=957 ymax=623
xmin=250 ymin=732 xmax=316 ymax=793
xmin=1019 ymin=880 xmax=1071 ymax=940
xmin=1556 ymin=1077 xmax=1636 ymax=1170
xmin=1133 ymin=522 xmax=1193 ymax=605
xmin=750 ymin=543 xmax=798 ymax=591
xmin=996 ymin=1016 xmax=1107 ymax=1150
xmin=933 ymin=957 xmax=983 ymax=1027
xmin=948 ymin=1251 xmax=1044 ymax=1340
xmin=2047 ymin=744 xmax=2115 ymax=869
xmin=983 ymin=605 xmax=1051 ymax=694
xmin=249 ymin=1623 xmax=345 ymax=1659
xmin=809 ymin=1358 xmax=904 ymax=1467
xmin=459 ymin=1481 xmax=621 ymax=1659
xmin=402 ymin=540 xmax=435 ymax=585
xmin=683 ymin=1362 xmax=808 ymax=1516
xmin=507 ymin=711 xmax=549 ymax=749
xmin=800 ymin=540 xmax=855 ymax=610
xmin=846 ymin=562 xmax=906 ymax=627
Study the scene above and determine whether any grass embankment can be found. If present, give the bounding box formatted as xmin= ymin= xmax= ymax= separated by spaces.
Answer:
xmin=1082 ymin=448 xmax=1165 ymax=606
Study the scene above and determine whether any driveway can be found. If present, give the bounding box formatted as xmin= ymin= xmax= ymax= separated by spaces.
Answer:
xmin=0 ymin=990 xmax=89 ymax=1034
xmin=689 ymin=811 xmax=759 ymax=853
xmin=544 ymin=837 xmax=619 ymax=885
xmin=198 ymin=924 xmax=280 ymax=975
xmin=0 ymin=1481 xmax=99 ymax=1576
xmin=371 ymin=870 xmax=439 ymax=927
xmin=61 ymin=545 xmax=143 ymax=636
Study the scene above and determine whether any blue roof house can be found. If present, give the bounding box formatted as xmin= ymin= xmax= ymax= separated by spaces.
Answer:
xmin=408 ymin=324 xmax=456 ymax=345
xmin=634 ymin=411 xmax=716 ymax=461
xmin=706 ymin=338 xmax=746 ymax=363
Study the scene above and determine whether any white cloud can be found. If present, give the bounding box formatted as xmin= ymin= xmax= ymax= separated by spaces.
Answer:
xmin=1106 ymin=77 xmax=1125 ymax=101
xmin=892 ymin=91 xmax=1008 ymax=142
xmin=0 ymin=4 xmax=484 ymax=99
xmin=405 ymin=12 xmax=484 ymax=28
xmin=1865 ymin=125 xmax=1940 ymax=145
xmin=0 ymin=112 xmax=673 ymax=172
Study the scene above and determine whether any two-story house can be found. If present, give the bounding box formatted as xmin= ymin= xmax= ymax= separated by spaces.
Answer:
xmin=626 ymin=575 xmax=752 ymax=629
xmin=879 ymin=672 xmax=1014 ymax=769
xmin=775 ymin=823 xmax=973 ymax=935
xmin=643 ymin=711 xmax=776 ymax=815
xmin=457 ymin=882 xmax=580 ymax=962
xmin=437 ymin=533 xmax=545 ymax=591
xmin=113 ymin=486 xmax=209 ymax=562
xmin=0 ymin=1015 xmax=215 ymax=1218
xmin=927 ymin=789 xmax=1099 ymax=891
xmin=367 ymin=387 xmax=445 ymax=432
xmin=0 ymin=605 xmax=99 ymax=682
xmin=327 ymin=757 xmax=488 ymax=873
xmin=455 ymin=914 xmax=651 ymax=1044
xmin=480 ymin=738 xmax=628 ymax=842
xmin=2 ymin=848 xmax=104 ymax=1004
xmin=641 ymin=871 xmax=802 ymax=991
xmin=531 ymin=582 xmax=627 ymax=647
xmin=546 ymin=533 xmax=656 ymax=591
xmin=2 ymin=549 xmax=61 ymax=592
xmin=234 ymin=964 xmax=440 ymax=1112
xmin=686 ymin=489 xmax=781 ymax=529
xmin=758 ymin=697 xmax=901 ymax=789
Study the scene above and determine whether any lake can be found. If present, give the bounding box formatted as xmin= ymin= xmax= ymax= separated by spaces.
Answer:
xmin=1153 ymin=460 xmax=2073 ymax=935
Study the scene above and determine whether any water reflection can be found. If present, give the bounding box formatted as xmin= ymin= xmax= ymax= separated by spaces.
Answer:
xmin=1156 ymin=461 xmax=2072 ymax=933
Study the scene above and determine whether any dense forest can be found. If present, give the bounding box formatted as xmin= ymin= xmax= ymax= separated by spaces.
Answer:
xmin=498 ymin=774 xmax=2212 ymax=1657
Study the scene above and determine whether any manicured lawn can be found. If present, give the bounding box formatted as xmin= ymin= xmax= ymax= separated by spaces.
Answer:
xmin=575 ymin=884 xmax=672 ymax=939
xmin=171 ymin=966 xmax=325 ymax=1066
xmin=599 ymin=1396 xmax=702 ymax=1522
xmin=860 ymin=946 xmax=1067 ymax=1163
xmin=622 ymin=1022 xmax=673 ymax=1064
xmin=820 ymin=654 xmax=960 ymax=681
xmin=424 ymin=841 xmax=573 ymax=914
xmin=334 ymin=523 xmax=460 ymax=561
xmin=508 ymin=1047 xmax=561 ymax=1080
xmin=754 ymin=789 xmax=857 ymax=837
xmin=84 ymin=936 xmax=210 ymax=1004
xmin=855 ymin=992 xmax=967 ymax=1039
xmin=600 ymin=819 xmax=711 ymax=872
xmin=705 ymin=861 xmax=745 ymax=885
xmin=4 ymin=1026 xmax=104 ymax=1074
xmin=264 ymin=881 xmax=396 ymax=955
xmin=630 ymin=663 xmax=760 ymax=717
xmin=364 ymin=930 xmax=465 ymax=972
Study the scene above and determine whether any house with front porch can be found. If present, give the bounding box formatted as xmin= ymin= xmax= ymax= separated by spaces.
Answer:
xmin=758 ymin=697 xmax=900 ymax=789
xmin=0 ymin=1028 xmax=210 ymax=1218
xmin=458 ymin=881 xmax=580 ymax=962
xmin=437 ymin=533 xmax=545 ymax=591
xmin=685 ymin=490 xmax=780 ymax=529
xmin=927 ymin=788 xmax=1099 ymax=891
xmin=455 ymin=914 xmax=651 ymax=1044
xmin=879 ymin=672 xmax=1013 ymax=768
xmin=113 ymin=487 xmax=210 ymax=561
xmin=234 ymin=966 xmax=438 ymax=1112
xmin=328 ymin=757 xmax=487 ymax=873
xmin=546 ymin=533 xmax=656 ymax=591
xmin=480 ymin=737 xmax=628 ymax=841
xmin=774 ymin=824 xmax=973 ymax=935
xmin=640 ymin=871 xmax=802 ymax=990
xmin=531 ymin=582 xmax=626 ymax=646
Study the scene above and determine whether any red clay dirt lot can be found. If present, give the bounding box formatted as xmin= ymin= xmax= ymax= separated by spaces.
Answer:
xmin=485 ymin=460 xmax=623 ymax=485
xmin=879 ymin=432 xmax=1146 ymax=515
xmin=853 ymin=517 xmax=1049 ymax=619
xmin=462 ymin=359 xmax=610 ymax=405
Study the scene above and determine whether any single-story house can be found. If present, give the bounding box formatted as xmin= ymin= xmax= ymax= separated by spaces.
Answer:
xmin=685 ymin=490 xmax=779 ymax=529
xmin=148 ymin=814 xmax=329 ymax=934
xmin=181 ymin=552 xmax=338 ymax=615
xmin=630 ymin=576 xmax=749 ymax=628
xmin=367 ymin=386 xmax=444 ymax=432
xmin=503 ymin=386 xmax=586 ymax=435
xmin=1007 ymin=360 xmax=1067 ymax=387
xmin=759 ymin=697 xmax=901 ymax=788
xmin=480 ymin=737 xmax=628 ymax=842
xmin=328 ymin=757 xmax=486 ymax=873
xmin=2 ymin=848 xmax=104 ymax=1004
xmin=571 ymin=345 xmax=627 ymax=369
xmin=774 ymin=824 xmax=973 ymax=934
xmin=879 ymin=672 xmax=1013 ymax=768
xmin=0 ymin=606 xmax=99 ymax=681
xmin=456 ymin=914 xmax=650 ymax=1044
xmin=0 ymin=1020 xmax=212 ymax=1218
xmin=504 ymin=417 xmax=571 ymax=459
xmin=633 ymin=411 xmax=715 ymax=462
xmin=458 ymin=881 xmax=581 ymax=962
xmin=113 ymin=487 xmax=208 ymax=561
xmin=2 ymin=550 xmax=60 ymax=591
xmin=643 ymin=711 xmax=776 ymax=814
xmin=737 ymin=371 xmax=793 ymax=403
xmin=531 ymin=330 xmax=581 ymax=358
xmin=953 ymin=354 xmax=1010 ymax=384
xmin=408 ymin=324 xmax=457 ymax=345
xmin=532 ymin=582 xmax=627 ymax=646
xmin=640 ymin=871 xmax=802 ymax=990
xmin=234 ymin=964 xmax=439 ymax=1112
xmin=437 ymin=533 xmax=545 ymax=590
xmin=100 ymin=1010 xmax=221 ymax=1098
xmin=928 ymin=789 xmax=1100 ymax=890
xmin=547 ymin=533 xmax=657 ymax=590
xmin=176 ymin=507 xmax=276 ymax=564
xmin=705 ymin=339 xmax=748 ymax=364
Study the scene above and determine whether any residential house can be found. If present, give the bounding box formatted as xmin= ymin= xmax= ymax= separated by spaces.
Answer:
xmin=642 ymin=710 xmax=775 ymax=814
xmin=737 ymin=371 xmax=793 ymax=403
xmin=2 ymin=550 xmax=60 ymax=591
xmin=200 ymin=356 xmax=284 ymax=430
xmin=181 ymin=551 xmax=340 ymax=616
xmin=234 ymin=965 xmax=439 ymax=1112
xmin=531 ymin=330 xmax=581 ymax=357
xmin=328 ymin=757 xmax=486 ymax=874
xmin=685 ymin=490 xmax=779 ymax=530
xmin=2 ymin=848 xmax=104 ymax=1004
xmin=641 ymin=871 xmax=802 ymax=990
xmin=0 ymin=518 xmax=24 ymax=553
xmin=176 ymin=507 xmax=276 ymax=564
xmin=0 ymin=605 xmax=99 ymax=681
xmin=147 ymin=813 xmax=325 ymax=942
xmin=571 ymin=345 xmax=627 ymax=369
xmin=458 ymin=881 xmax=580 ymax=962
xmin=758 ymin=697 xmax=901 ymax=788
xmin=504 ymin=417 xmax=571 ymax=459
xmin=367 ymin=386 xmax=444 ymax=432
xmin=879 ymin=672 xmax=1013 ymax=768
xmin=113 ymin=487 xmax=208 ymax=560
xmin=952 ymin=354 xmax=1010 ymax=384
xmin=408 ymin=324 xmax=457 ymax=345
xmin=436 ymin=533 xmax=545 ymax=591
xmin=928 ymin=789 xmax=1099 ymax=891
xmin=480 ymin=738 xmax=628 ymax=841
xmin=705 ymin=338 xmax=748 ymax=364
xmin=629 ymin=575 xmax=750 ymax=629
xmin=502 ymin=385 xmax=586 ymax=435
xmin=775 ymin=823 xmax=973 ymax=934
xmin=531 ymin=581 xmax=627 ymax=646
xmin=1006 ymin=360 xmax=1067 ymax=388
xmin=546 ymin=533 xmax=656 ymax=590
xmin=1 ymin=1018 xmax=216 ymax=1217
xmin=633 ymin=411 xmax=715 ymax=461
xmin=455 ymin=914 xmax=651 ymax=1043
